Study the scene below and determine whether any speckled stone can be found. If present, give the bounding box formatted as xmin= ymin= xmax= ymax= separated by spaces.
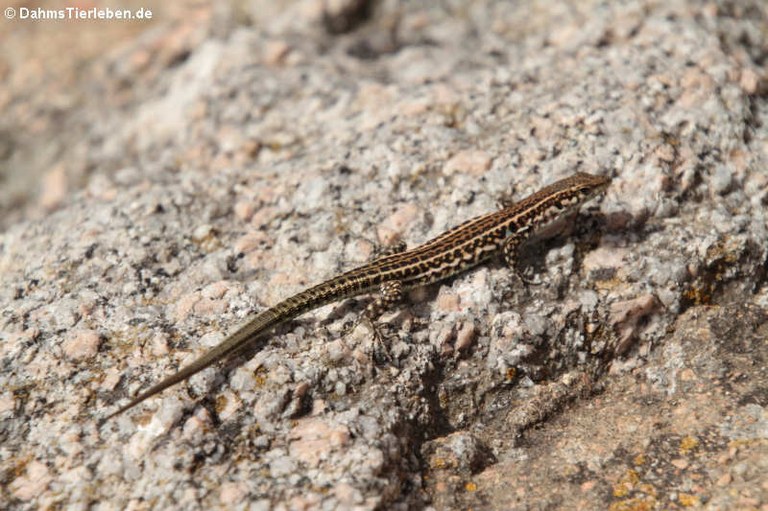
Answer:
xmin=1 ymin=0 xmax=767 ymax=509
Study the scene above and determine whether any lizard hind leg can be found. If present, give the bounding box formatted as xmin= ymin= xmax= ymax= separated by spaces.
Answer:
xmin=367 ymin=280 xmax=404 ymax=364
xmin=365 ymin=280 xmax=404 ymax=320
xmin=371 ymin=240 xmax=407 ymax=261
xmin=359 ymin=279 xmax=404 ymax=364
xmin=327 ymin=240 xmax=407 ymax=329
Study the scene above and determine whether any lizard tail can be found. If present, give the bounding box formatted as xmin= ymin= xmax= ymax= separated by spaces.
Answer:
xmin=104 ymin=307 xmax=284 ymax=420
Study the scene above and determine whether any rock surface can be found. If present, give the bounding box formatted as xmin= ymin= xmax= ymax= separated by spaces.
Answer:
xmin=1 ymin=0 xmax=767 ymax=509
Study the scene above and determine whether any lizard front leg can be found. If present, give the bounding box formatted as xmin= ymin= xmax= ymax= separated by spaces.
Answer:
xmin=503 ymin=235 xmax=539 ymax=286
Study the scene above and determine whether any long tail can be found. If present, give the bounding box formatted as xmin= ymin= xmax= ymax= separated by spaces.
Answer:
xmin=105 ymin=282 xmax=344 ymax=420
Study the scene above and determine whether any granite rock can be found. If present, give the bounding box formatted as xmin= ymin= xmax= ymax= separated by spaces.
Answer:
xmin=1 ymin=0 xmax=766 ymax=509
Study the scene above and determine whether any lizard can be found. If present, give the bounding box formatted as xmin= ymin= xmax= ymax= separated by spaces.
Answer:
xmin=105 ymin=171 xmax=611 ymax=419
